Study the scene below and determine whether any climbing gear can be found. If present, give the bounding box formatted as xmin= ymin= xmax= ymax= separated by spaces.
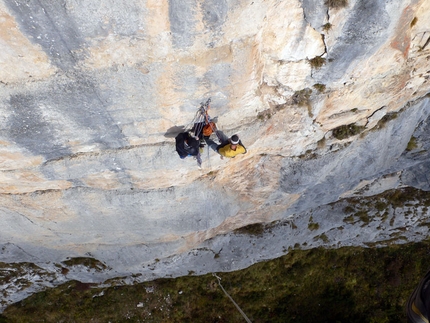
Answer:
xmin=178 ymin=98 xmax=223 ymax=167
xmin=185 ymin=98 xmax=221 ymax=141
xmin=185 ymin=98 xmax=211 ymax=138
xmin=203 ymin=122 xmax=217 ymax=137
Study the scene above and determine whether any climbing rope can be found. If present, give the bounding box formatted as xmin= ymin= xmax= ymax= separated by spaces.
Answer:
xmin=206 ymin=138 xmax=211 ymax=168
xmin=212 ymin=273 xmax=252 ymax=323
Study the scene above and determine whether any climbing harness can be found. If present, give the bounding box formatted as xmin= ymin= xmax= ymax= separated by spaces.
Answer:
xmin=212 ymin=273 xmax=252 ymax=323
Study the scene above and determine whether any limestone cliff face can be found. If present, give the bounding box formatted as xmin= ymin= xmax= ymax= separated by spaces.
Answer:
xmin=1 ymin=0 xmax=430 ymax=309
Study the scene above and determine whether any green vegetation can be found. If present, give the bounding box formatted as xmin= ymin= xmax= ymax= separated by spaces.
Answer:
xmin=375 ymin=112 xmax=398 ymax=129
xmin=375 ymin=201 xmax=388 ymax=212
xmin=257 ymin=109 xmax=272 ymax=121
xmin=324 ymin=0 xmax=348 ymax=9
xmin=62 ymin=257 xmax=108 ymax=271
xmin=382 ymin=187 xmax=430 ymax=209
xmin=356 ymin=210 xmax=370 ymax=224
xmin=308 ymin=222 xmax=320 ymax=230
xmin=298 ymin=149 xmax=318 ymax=160
xmin=234 ymin=223 xmax=265 ymax=236
xmin=341 ymin=187 xmax=430 ymax=227
xmin=292 ymin=88 xmax=312 ymax=107
xmin=317 ymin=136 xmax=326 ymax=149
xmin=0 ymin=263 xmax=47 ymax=284
xmin=332 ymin=123 xmax=365 ymax=140
xmin=308 ymin=56 xmax=326 ymax=69
xmin=0 ymin=262 xmax=55 ymax=293
xmin=411 ymin=17 xmax=418 ymax=27
xmin=343 ymin=205 xmax=355 ymax=213
xmin=340 ymin=186 xmax=430 ymax=227
xmin=308 ymin=216 xmax=320 ymax=231
xmin=343 ymin=214 xmax=355 ymax=224
xmin=406 ymin=136 xmax=418 ymax=151
xmin=322 ymin=23 xmax=332 ymax=32
xmin=313 ymin=83 xmax=326 ymax=93
xmin=4 ymin=243 xmax=430 ymax=322
xmin=316 ymin=233 xmax=329 ymax=243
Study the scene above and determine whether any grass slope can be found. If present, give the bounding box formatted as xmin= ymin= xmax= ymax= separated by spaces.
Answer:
xmin=2 ymin=242 xmax=430 ymax=322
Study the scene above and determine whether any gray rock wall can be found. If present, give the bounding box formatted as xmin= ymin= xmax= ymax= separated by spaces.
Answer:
xmin=1 ymin=0 xmax=430 ymax=310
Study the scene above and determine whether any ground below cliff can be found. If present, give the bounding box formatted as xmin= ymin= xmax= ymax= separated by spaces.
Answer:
xmin=3 ymin=241 xmax=430 ymax=322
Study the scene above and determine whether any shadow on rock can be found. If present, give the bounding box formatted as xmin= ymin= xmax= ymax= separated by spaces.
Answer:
xmin=164 ymin=125 xmax=185 ymax=138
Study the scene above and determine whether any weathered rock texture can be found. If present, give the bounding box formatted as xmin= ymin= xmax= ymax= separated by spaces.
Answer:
xmin=1 ymin=0 xmax=430 ymax=309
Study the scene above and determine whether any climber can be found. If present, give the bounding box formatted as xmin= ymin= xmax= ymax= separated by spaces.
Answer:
xmin=174 ymin=97 xmax=218 ymax=166
xmin=175 ymin=131 xmax=200 ymax=159
xmin=206 ymin=132 xmax=247 ymax=159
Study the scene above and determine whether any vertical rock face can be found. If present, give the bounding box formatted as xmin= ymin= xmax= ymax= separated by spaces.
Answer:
xmin=1 ymin=0 xmax=430 ymax=309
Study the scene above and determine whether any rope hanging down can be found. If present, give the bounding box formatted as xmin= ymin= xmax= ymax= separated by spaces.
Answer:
xmin=212 ymin=273 xmax=253 ymax=323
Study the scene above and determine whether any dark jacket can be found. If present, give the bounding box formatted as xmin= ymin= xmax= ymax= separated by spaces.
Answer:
xmin=175 ymin=132 xmax=200 ymax=158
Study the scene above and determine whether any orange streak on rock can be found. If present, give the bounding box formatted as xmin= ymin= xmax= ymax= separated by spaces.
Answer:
xmin=390 ymin=6 xmax=414 ymax=58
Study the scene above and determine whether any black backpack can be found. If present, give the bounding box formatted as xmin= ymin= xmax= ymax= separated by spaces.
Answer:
xmin=175 ymin=132 xmax=200 ymax=158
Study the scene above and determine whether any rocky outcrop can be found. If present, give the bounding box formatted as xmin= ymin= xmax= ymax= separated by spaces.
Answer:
xmin=1 ymin=0 xmax=430 ymax=310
